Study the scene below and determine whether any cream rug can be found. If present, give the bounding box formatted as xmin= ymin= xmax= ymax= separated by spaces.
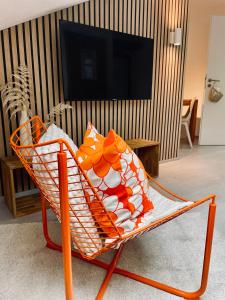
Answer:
xmin=0 ymin=210 xmax=225 ymax=300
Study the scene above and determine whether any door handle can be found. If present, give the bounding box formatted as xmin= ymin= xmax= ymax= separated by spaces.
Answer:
xmin=207 ymin=78 xmax=220 ymax=87
xmin=208 ymin=78 xmax=220 ymax=82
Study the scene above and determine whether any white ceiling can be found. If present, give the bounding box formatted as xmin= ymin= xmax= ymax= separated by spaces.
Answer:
xmin=0 ymin=0 xmax=89 ymax=31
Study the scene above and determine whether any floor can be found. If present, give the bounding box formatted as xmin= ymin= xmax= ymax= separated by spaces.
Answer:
xmin=0 ymin=143 xmax=225 ymax=299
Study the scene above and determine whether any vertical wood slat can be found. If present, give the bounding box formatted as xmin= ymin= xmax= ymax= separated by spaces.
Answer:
xmin=38 ymin=18 xmax=48 ymax=120
xmin=31 ymin=19 xmax=42 ymax=119
xmin=166 ymin=0 xmax=179 ymax=159
xmin=52 ymin=13 xmax=60 ymax=126
xmin=17 ymin=24 xmax=25 ymax=65
xmin=24 ymin=23 xmax=35 ymax=116
xmin=56 ymin=11 xmax=66 ymax=130
xmin=160 ymin=0 xmax=171 ymax=159
xmin=9 ymin=27 xmax=19 ymax=133
xmin=146 ymin=0 xmax=155 ymax=140
xmin=162 ymin=0 xmax=172 ymax=159
xmin=0 ymin=0 xmax=189 ymax=196
xmin=142 ymin=0 xmax=148 ymax=140
xmin=174 ymin=0 xmax=189 ymax=158
xmin=62 ymin=9 xmax=72 ymax=137
xmin=10 ymin=26 xmax=24 ymax=193
xmin=44 ymin=15 xmax=54 ymax=124
xmin=24 ymin=21 xmax=36 ymax=189
xmin=2 ymin=30 xmax=13 ymax=156
xmin=0 ymin=33 xmax=6 ymax=196
xmin=151 ymin=0 xmax=162 ymax=141
xmin=157 ymin=0 xmax=169 ymax=158
xmin=157 ymin=0 xmax=167 ymax=145
xmin=168 ymin=0 xmax=181 ymax=160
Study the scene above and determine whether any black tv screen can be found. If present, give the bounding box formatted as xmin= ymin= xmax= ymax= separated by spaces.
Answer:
xmin=60 ymin=20 xmax=154 ymax=101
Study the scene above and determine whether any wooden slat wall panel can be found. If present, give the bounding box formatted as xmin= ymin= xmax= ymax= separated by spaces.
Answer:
xmin=0 ymin=0 xmax=188 ymax=196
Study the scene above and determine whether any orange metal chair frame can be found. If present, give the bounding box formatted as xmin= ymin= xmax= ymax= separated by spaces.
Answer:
xmin=10 ymin=116 xmax=216 ymax=300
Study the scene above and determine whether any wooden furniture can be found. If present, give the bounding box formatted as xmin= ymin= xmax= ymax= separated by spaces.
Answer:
xmin=0 ymin=156 xmax=40 ymax=217
xmin=10 ymin=116 xmax=217 ymax=300
xmin=182 ymin=100 xmax=195 ymax=148
xmin=126 ymin=139 xmax=160 ymax=177
xmin=183 ymin=99 xmax=198 ymax=143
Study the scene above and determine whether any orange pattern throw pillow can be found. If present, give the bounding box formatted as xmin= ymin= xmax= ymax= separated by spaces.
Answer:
xmin=77 ymin=123 xmax=154 ymax=237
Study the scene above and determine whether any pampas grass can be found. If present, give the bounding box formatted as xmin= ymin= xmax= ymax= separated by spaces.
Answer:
xmin=0 ymin=65 xmax=73 ymax=129
xmin=45 ymin=103 xmax=73 ymax=126
xmin=0 ymin=65 xmax=32 ymax=119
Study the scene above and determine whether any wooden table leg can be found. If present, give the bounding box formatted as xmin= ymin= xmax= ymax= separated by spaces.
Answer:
xmin=1 ymin=161 xmax=17 ymax=217
xmin=137 ymin=144 xmax=159 ymax=177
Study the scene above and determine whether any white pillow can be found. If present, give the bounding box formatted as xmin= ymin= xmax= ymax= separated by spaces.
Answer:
xmin=32 ymin=124 xmax=102 ymax=256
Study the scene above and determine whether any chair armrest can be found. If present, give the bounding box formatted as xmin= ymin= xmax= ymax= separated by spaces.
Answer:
xmin=147 ymin=173 xmax=216 ymax=204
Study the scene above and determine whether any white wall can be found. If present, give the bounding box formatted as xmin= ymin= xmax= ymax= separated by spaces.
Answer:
xmin=0 ymin=0 xmax=89 ymax=31
xmin=183 ymin=0 xmax=225 ymax=118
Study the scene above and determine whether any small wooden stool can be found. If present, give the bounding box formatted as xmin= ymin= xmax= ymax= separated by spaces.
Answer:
xmin=125 ymin=139 xmax=160 ymax=177
xmin=0 ymin=156 xmax=41 ymax=217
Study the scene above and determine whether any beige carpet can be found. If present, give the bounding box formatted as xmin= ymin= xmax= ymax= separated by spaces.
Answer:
xmin=0 ymin=210 xmax=224 ymax=300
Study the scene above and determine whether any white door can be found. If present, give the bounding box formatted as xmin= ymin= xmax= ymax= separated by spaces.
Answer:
xmin=199 ymin=16 xmax=225 ymax=145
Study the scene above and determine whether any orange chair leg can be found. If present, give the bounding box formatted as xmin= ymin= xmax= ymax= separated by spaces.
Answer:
xmin=113 ymin=199 xmax=216 ymax=300
xmin=41 ymin=195 xmax=111 ymax=269
xmin=58 ymin=149 xmax=73 ymax=300
xmin=96 ymin=245 xmax=124 ymax=300
xmin=41 ymin=194 xmax=54 ymax=248
xmin=41 ymin=194 xmax=216 ymax=300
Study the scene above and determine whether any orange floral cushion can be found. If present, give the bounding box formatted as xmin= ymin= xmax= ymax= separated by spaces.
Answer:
xmin=76 ymin=123 xmax=154 ymax=237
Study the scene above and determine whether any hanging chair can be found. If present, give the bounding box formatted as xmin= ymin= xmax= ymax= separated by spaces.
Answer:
xmin=10 ymin=116 xmax=216 ymax=300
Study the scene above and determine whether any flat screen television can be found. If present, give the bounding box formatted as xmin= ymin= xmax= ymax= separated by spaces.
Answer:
xmin=60 ymin=20 xmax=154 ymax=101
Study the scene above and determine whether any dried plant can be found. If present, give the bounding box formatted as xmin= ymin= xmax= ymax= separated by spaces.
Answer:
xmin=0 ymin=65 xmax=32 ymax=119
xmin=45 ymin=103 xmax=73 ymax=126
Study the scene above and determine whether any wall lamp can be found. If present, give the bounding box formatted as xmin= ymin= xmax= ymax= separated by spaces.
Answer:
xmin=169 ymin=28 xmax=182 ymax=46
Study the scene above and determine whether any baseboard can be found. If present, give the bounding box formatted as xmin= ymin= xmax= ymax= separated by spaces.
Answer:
xmin=159 ymin=157 xmax=180 ymax=164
